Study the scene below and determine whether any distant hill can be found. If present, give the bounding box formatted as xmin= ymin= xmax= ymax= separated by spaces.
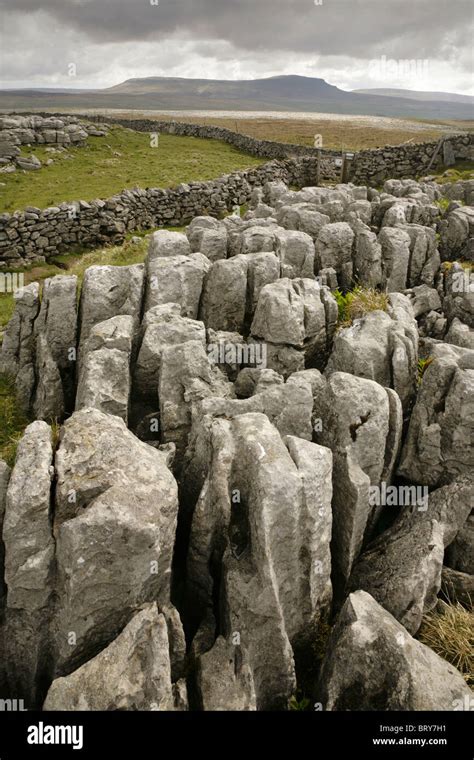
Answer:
xmin=353 ymin=88 xmax=474 ymax=105
xmin=0 ymin=75 xmax=473 ymax=120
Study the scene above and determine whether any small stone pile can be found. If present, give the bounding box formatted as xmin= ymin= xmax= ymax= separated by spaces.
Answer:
xmin=0 ymin=114 xmax=108 ymax=174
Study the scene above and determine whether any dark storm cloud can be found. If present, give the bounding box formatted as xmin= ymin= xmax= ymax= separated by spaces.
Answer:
xmin=2 ymin=0 xmax=472 ymax=60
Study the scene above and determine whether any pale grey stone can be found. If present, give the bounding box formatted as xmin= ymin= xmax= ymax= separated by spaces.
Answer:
xmin=44 ymin=604 xmax=183 ymax=711
xmin=317 ymin=591 xmax=472 ymax=711
xmin=146 ymin=253 xmax=210 ymax=318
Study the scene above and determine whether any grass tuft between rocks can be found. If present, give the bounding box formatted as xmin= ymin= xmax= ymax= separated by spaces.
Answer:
xmin=334 ymin=286 xmax=389 ymax=328
xmin=0 ymin=374 xmax=31 ymax=468
xmin=0 ymin=233 xmax=156 ymax=342
xmin=418 ymin=600 xmax=473 ymax=686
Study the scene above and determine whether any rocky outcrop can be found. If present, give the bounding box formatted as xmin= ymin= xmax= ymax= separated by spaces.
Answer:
xmin=439 ymin=262 xmax=474 ymax=329
xmin=439 ymin=206 xmax=474 ymax=261
xmin=185 ymin=413 xmax=333 ymax=710
xmin=76 ymin=315 xmax=134 ymax=421
xmin=158 ymin=340 xmax=233 ymax=462
xmin=250 ymin=278 xmax=337 ymax=370
xmin=145 ymin=251 xmax=210 ymax=318
xmin=398 ymin=343 xmax=474 ymax=486
xmin=2 ymin=422 xmax=54 ymax=707
xmin=0 ymin=283 xmax=39 ymax=409
xmin=350 ymin=480 xmax=473 ymax=634
xmin=53 ymin=409 xmax=179 ymax=674
xmin=316 ymin=591 xmax=472 ymax=710
xmin=1 ymin=168 xmax=473 ymax=714
xmin=315 ymin=372 xmax=403 ymax=590
xmin=135 ymin=304 xmax=206 ymax=398
xmin=326 ymin=295 xmax=418 ymax=412
xmin=78 ymin=264 xmax=144 ymax=363
xmin=43 ymin=604 xmax=186 ymax=711
xmin=314 ymin=222 xmax=354 ymax=289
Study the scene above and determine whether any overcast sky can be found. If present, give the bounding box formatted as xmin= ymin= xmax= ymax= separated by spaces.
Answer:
xmin=0 ymin=0 xmax=472 ymax=94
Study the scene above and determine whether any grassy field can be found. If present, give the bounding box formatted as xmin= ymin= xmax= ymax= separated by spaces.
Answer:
xmin=110 ymin=112 xmax=474 ymax=151
xmin=0 ymin=125 xmax=264 ymax=213
xmin=0 ymin=234 xmax=154 ymax=340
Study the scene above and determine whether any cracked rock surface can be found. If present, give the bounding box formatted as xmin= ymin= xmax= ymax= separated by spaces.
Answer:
xmin=1 ymin=174 xmax=473 ymax=712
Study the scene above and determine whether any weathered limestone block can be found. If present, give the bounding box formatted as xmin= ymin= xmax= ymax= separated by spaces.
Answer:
xmin=186 ymin=217 xmax=227 ymax=261
xmin=43 ymin=604 xmax=185 ymax=711
xmin=350 ymin=480 xmax=473 ymax=634
xmin=76 ymin=315 xmax=134 ymax=422
xmin=403 ymin=224 xmax=440 ymax=288
xmin=314 ymin=222 xmax=354 ymax=290
xmin=245 ymin=251 xmax=280 ymax=319
xmin=33 ymin=275 xmax=78 ymax=415
xmin=145 ymin=252 xmax=210 ymax=318
xmin=398 ymin=344 xmax=474 ymax=486
xmin=195 ymin=637 xmax=256 ymax=711
xmin=273 ymin=229 xmax=315 ymax=279
xmin=148 ymin=230 xmax=191 ymax=260
xmin=234 ymin=367 xmax=284 ymax=398
xmin=135 ymin=304 xmax=206 ymax=398
xmin=159 ymin=340 xmax=233 ymax=460
xmin=440 ymin=262 xmax=474 ymax=329
xmin=250 ymin=278 xmax=337 ymax=369
xmin=379 ymin=227 xmax=412 ymax=292
xmin=439 ymin=206 xmax=474 ymax=261
xmin=316 ymin=591 xmax=472 ymax=711
xmin=445 ymin=318 xmax=474 ymax=350
xmin=78 ymin=265 xmax=144 ymax=360
xmin=199 ymin=255 xmax=248 ymax=333
xmin=326 ymin=295 xmax=418 ymax=412
xmin=53 ymin=409 xmax=179 ymax=674
xmin=353 ymin=226 xmax=383 ymax=288
xmin=316 ymin=372 xmax=403 ymax=589
xmin=276 ymin=204 xmax=330 ymax=240
xmin=405 ymin=284 xmax=442 ymax=318
xmin=186 ymin=413 xmax=333 ymax=709
xmin=2 ymin=422 xmax=54 ymax=706
xmin=0 ymin=282 xmax=40 ymax=409
xmin=237 ymin=225 xmax=276 ymax=256
xmin=33 ymin=334 xmax=65 ymax=421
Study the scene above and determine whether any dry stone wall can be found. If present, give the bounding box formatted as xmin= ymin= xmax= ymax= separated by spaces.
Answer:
xmin=350 ymin=133 xmax=473 ymax=185
xmin=0 ymin=158 xmax=321 ymax=267
xmin=0 ymin=113 xmax=472 ymax=267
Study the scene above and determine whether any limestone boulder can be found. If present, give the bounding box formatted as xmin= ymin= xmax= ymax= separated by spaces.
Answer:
xmin=0 ymin=282 xmax=40 ymax=409
xmin=316 ymin=591 xmax=472 ymax=711
xmin=326 ymin=295 xmax=418 ymax=412
xmin=53 ymin=409 xmax=179 ymax=674
xmin=398 ymin=343 xmax=474 ymax=486
xmin=315 ymin=372 xmax=403 ymax=589
xmin=146 ymin=252 xmax=210 ymax=318
xmin=148 ymin=230 xmax=191 ymax=260
xmin=314 ymin=222 xmax=354 ymax=290
xmin=43 ymin=604 xmax=186 ymax=711
xmin=76 ymin=315 xmax=134 ymax=422
xmin=2 ymin=422 xmax=54 ymax=706
xmin=186 ymin=413 xmax=333 ymax=710
xmin=350 ymin=480 xmax=473 ymax=634
xmin=135 ymin=305 xmax=206 ymax=398
xmin=78 ymin=265 xmax=144 ymax=361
